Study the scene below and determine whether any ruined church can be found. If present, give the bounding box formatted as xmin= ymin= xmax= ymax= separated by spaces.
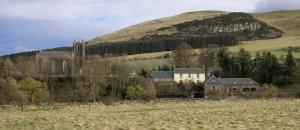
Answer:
xmin=36 ymin=40 xmax=85 ymax=77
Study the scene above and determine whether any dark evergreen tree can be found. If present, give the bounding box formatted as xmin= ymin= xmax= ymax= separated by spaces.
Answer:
xmin=140 ymin=68 xmax=148 ymax=78
xmin=283 ymin=49 xmax=296 ymax=85
xmin=237 ymin=48 xmax=252 ymax=77
xmin=217 ymin=48 xmax=232 ymax=77
xmin=229 ymin=55 xmax=240 ymax=77
xmin=251 ymin=52 xmax=263 ymax=83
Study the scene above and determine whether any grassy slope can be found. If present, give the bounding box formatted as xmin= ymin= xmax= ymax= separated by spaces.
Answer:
xmin=253 ymin=10 xmax=300 ymax=36
xmin=1 ymin=99 xmax=299 ymax=129
xmin=89 ymin=11 xmax=226 ymax=44
xmin=88 ymin=10 xmax=300 ymax=69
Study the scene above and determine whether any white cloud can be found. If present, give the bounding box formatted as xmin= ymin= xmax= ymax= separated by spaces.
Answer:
xmin=0 ymin=0 xmax=260 ymax=22
xmin=254 ymin=0 xmax=300 ymax=12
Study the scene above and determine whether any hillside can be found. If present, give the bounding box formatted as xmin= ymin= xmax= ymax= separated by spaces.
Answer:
xmin=253 ymin=10 xmax=300 ymax=36
xmin=89 ymin=11 xmax=226 ymax=44
xmin=143 ymin=12 xmax=282 ymax=41
xmin=86 ymin=12 xmax=286 ymax=56
xmin=89 ymin=10 xmax=300 ymax=44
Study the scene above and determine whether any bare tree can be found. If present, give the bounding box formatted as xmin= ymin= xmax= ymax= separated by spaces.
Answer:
xmin=173 ymin=43 xmax=193 ymax=68
xmin=1 ymin=58 xmax=18 ymax=78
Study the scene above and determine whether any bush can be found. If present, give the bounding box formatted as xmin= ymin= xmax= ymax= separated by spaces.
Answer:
xmin=100 ymin=97 xmax=115 ymax=105
xmin=0 ymin=78 xmax=28 ymax=105
xmin=206 ymin=91 xmax=227 ymax=100
xmin=155 ymin=82 xmax=187 ymax=98
xmin=260 ymin=84 xmax=278 ymax=99
xmin=19 ymin=77 xmax=49 ymax=105
xmin=163 ymin=53 xmax=170 ymax=58
xmin=126 ymin=83 xmax=156 ymax=100
xmin=126 ymin=85 xmax=145 ymax=100
xmin=143 ymin=83 xmax=157 ymax=100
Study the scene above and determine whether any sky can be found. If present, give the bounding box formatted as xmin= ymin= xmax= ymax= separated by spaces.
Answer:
xmin=0 ymin=0 xmax=300 ymax=55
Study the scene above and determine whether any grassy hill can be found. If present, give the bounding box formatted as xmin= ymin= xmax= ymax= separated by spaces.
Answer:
xmin=89 ymin=10 xmax=300 ymax=44
xmin=86 ymin=10 xmax=300 ymax=69
xmin=89 ymin=11 xmax=226 ymax=44
xmin=253 ymin=10 xmax=300 ymax=36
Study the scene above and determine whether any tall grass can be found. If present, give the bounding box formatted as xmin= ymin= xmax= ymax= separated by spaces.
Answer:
xmin=1 ymin=99 xmax=299 ymax=129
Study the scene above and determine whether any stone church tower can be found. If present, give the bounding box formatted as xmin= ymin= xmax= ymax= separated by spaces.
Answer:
xmin=73 ymin=40 xmax=85 ymax=76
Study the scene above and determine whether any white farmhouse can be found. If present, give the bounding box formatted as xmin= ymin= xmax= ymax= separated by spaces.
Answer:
xmin=150 ymin=68 xmax=206 ymax=84
xmin=174 ymin=68 xmax=205 ymax=83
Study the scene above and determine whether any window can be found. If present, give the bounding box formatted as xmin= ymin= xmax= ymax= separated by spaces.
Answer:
xmin=41 ymin=61 xmax=44 ymax=73
xmin=251 ymin=88 xmax=257 ymax=92
xmin=77 ymin=46 xmax=80 ymax=52
xmin=180 ymin=73 xmax=183 ymax=78
xmin=232 ymin=88 xmax=237 ymax=91
xmin=188 ymin=74 xmax=191 ymax=78
xmin=212 ymin=86 xmax=216 ymax=91
xmin=243 ymin=88 xmax=250 ymax=92
xmin=197 ymin=74 xmax=200 ymax=78
xmin=52 ymin=61 xmax=55 ymax=73
xmin=63 ymin=60 xmax=67 ymax=73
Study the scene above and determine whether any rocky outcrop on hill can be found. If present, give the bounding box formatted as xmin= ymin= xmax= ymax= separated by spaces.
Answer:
xmin=148 ymin=13 xmax=282 ymax=41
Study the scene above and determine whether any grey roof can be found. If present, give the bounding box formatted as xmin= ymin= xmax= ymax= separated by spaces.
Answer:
xmin=205 ymin=75 xmax=259 ymax=85
xmin=205 ymin=75 xmax=223 ymax=84
xmin=150 ymin=71 xmax=174 ymax=79
xmin=221 ymin=78 xmax=259 ymax=85
xmin=39 ymin=51 xmax=72 ymax=60
xmin=174 ymin=68 xmax=204 ymax=74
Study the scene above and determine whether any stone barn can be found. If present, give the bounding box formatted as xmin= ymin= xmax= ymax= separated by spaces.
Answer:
xmin=204 ymin=76 xmax=260 ymax=97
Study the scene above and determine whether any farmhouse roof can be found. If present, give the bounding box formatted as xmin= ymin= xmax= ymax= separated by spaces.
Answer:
xmin=174 ymin=68 xmax=205 ymax=74
xmin=205 ymin=75 xmax=259 ymax=85
xmin=205 ymin=75 xmax=223 ymax=84
xmin=221 ymin=78 xmax=259 ymax=85
xmin=150 ymin=71 xmax=174 ymax=79
xmin=38 ymin=51 xmax=72 ymax=60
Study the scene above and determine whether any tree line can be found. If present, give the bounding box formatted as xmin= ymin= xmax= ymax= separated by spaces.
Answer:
xmin=87 ymin=33 xmax=238 ymax=56
xmin=216 ymin=48 xmax=297 ymax=86
xmin=0 ymin=57 xmax=157 ymax=105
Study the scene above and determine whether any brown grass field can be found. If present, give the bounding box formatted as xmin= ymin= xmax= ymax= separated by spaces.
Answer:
xmin=1 ymin=99 xmax=299 ymax=130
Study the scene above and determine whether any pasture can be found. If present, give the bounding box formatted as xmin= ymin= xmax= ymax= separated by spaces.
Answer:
xmin=1 ymin=99 xmax=299 ymax=130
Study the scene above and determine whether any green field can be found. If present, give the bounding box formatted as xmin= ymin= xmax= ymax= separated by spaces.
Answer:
xmin=1 ymin=99 xmax=299 ymax=129
xmin=122 ymin=35 xmax=300 ymax=70
xmin=230 ymin=36 xmax=300 ymax=57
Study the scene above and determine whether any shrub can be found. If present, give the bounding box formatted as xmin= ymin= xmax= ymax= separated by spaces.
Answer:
xmin=0 ymin=78 xmax=28 ymax=105
xmin=19 ymin=77 xmax=49 ymax=105
xmin=163 ymin=53 xmax=170 ymax=58
xmin=143 ymin=83 xmax=157 ymax=100
xmin=126 ymin=85 xmax=145 ymax=100
xmin=126 ymin=82 xmax=157 ymax=100
xmin=206 ymin=91 xmax=227 ymax=100
xmin=260 ymin=84 xmax=278 ymax=99
xmin=155 ymin=82 xmax=187 ymax=98
xmin=100 ymin=97 xmax=115 ymax=105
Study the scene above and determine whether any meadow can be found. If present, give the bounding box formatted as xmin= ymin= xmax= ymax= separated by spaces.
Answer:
xmin=1 ymin=99 xmax=299 ymax=130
